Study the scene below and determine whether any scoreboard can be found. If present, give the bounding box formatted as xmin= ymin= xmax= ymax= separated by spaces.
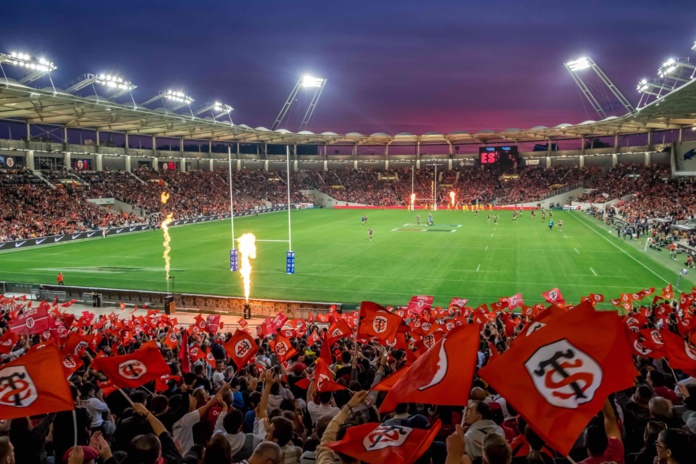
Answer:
xmin=478 ymin=146 xmax=519 ymax=169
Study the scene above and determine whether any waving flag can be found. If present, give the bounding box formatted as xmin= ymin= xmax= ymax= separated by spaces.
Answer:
xmin=205 ymin=315 xmax=221 ymax=334
xmin=10 ymin=304 xmax=50 ymax=336
xmin=358 ymin=301 xmax=402 ymax=342
xmin=223 ymin=330 xmax=259 ymax=369
xmin=327 ymin=420 xmax=441 ymax=464
xmin=501 ymin=293 xmax=524 ymax=310
xmin=541 ymin=288 xmax=565 ymax=307
xmin=661 ymin=331 xmax=696 ymax=376
xmin=406 ymin=295 xmax=434 ymax=316
xmin=478 ymin=302 xmax=637 ymax=456
xmin=270 ymin=333 xmax=297 ymax=363
xmin=380 ymin=324 xmax=480 ymax=412
xmin=92 ymin=346 xmax=171 ymax=389
xmin=0 ymin=346 xmax=74 ymax=420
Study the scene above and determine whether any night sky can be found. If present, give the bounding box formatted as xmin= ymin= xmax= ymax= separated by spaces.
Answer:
xmin=2 ymin=0 xmax=695 ymax=135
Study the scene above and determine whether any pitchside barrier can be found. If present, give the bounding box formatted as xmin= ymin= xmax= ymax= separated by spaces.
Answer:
xmin=2 ymin=282 xmax=340 ymax=319
xmin=0 ymin=206 xmax=291 ymax=251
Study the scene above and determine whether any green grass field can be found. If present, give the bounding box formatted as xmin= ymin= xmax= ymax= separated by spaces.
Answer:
xmin=1 ymin=209 xmax=693 ymax=308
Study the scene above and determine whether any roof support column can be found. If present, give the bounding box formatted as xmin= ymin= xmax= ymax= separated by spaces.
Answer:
xmin=208 ymin=140 xmax=212 ymax=158
xmin=447 ymin=141 xmax=453 ymax=158
xmin=26 ymin=122 xmax=30 ymax=143
xmin=294 ymin=144 xmax=298 ymax=161
xmin=647 ymin=130 xmax=653 ymax=150
xmin=180 ymin=137 xmax=184 ymax=156
xmin=546 ymin=156 xmax=551 ymax=169
xmin=124 ymin=133 xmax=129 ymax=155
xmin=264 ymin=159 xmax=269 ymax=172
xmin=181 ymin=158 xmax=186 ymax=172
xmin=95 ymin=130 xmax=100 ymax=153
xmin=385 ymin=142 xmax=391 ymax=171
xmin=209 ymin=158 xmax=214 ymax=171
xmin=352 ymin=143 xmax=357 ymax=158
xmin=26 ymin=150 xmax=35 ymax=172
xmin=63 ymin=127 xmax=68 ymax=144
xmin=645 ymin=152 xmax=650 ymax=166
xmin=64 ymin=152 xmax=71 ymax=169
xmin=152 ymin=136 xmax=157 ymax=156
xmin=96 ymin=154 xmax=103 ymax=171
xmin=579 ymin=155 xmax=584 ymax=168
xmin=236 ymin=142 xmax=240 ymax=158
xmin=612 ymin=153 xmax=618 ymax=167
xmin=152 ymin=157 xmax=158 ymax=170
xmin=580 ymin=137 xmax=586 ymax=156
xmin=125 ymin=155 xmax=131 ymax=173
xmin=614 ymin=133 xmax=619 ymax=151
xmin=678 ymin=128 xmax=683 ymax=143
xmin=546 ymin=139 xmax=552 ymax=157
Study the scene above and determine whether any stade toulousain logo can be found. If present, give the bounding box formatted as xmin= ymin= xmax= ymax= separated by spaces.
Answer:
xmin=0 ymin=365 xmax=37 ymax=408
xmin=524 ymin=339 xmax=602 ymax=409
xmin=275 ymin=341 xmax=289 ymax=357
xmin=372 ymin=316 xmax=389 ymax=334
xmin=363 ymin=424 xmax=413 ymax=451
xmin=235 ymin=340 xmax=253 ymax=358
xmin=118 ymin=360 xmax=147 ymax=380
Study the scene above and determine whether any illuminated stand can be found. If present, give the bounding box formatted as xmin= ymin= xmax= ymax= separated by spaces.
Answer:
xmin=564 ymin=57 xmax=635 ymax=118
xmin=271 ymin=75 xmax=327 ymax=131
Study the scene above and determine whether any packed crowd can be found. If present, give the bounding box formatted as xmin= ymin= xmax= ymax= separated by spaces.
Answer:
xmin=1 ymin=286 xmax=696 ymax=464
xmin=0 ymin=162 xmax=685 ymax=242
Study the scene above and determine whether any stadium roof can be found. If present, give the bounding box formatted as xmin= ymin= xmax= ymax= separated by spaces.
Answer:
xmin=0 ymin=77 xmax=695 ymax=146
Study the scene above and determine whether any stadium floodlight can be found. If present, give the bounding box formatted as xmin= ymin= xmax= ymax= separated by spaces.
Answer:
xmin=272 ymin=74 xmax=327 ymax=131
xmin=194 ymin=101 xmax=234 ymax=123
xmin=301 ymin=75 xmax=325 ymax=88
xmin=565 ymin=57 xmax=591 ymax=72
xmin=657 ymin=57 xmax=695 ymax=80
xmin=0 ymin=51 xmax=57 ymax=84
xmin=141 ymin=89 xmax=195 ymax=111
xmin=563 ymin=55 xmax=635 ymax=118
xmin=214 ymin=101 xmax=233 ymax=113
xmin=692 ymin=41 xmax=696 ymax=51
xmin=65 ymin=73 xmax=137 ymax=100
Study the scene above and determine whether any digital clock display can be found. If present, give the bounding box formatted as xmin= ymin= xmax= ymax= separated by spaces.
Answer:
xmin=478 ymin=146 xmax=519 ymax=168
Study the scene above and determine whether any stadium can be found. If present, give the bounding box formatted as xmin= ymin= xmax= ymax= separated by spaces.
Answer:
xmin=2 ymin=4 xmax=696 ymax=464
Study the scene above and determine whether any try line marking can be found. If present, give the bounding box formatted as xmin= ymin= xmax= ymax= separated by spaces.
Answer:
xmin=571 ymin=213 xmax=670 ymax=285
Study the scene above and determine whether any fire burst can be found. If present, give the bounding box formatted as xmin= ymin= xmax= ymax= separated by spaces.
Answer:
xmin=160 ymin=192 xmax=173 ymax=282
xmin=237 ymin=233 xmax=257 ymax=302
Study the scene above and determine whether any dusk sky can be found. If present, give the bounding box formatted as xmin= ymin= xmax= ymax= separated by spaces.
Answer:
xmin=2 ymin=0 xmax=695 ymax=135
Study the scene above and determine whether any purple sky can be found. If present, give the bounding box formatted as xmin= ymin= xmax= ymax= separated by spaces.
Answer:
xmin=2 ymin=0 xmax=695 ymax=135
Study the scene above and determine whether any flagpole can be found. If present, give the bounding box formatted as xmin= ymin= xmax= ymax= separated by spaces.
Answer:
xmin=118 ymin=388 xmax=135 ymax=405
xmin=662 ymin=357 xmax=680 ymax=383
xmin=72 ymin=410 xmax=78 ymax=447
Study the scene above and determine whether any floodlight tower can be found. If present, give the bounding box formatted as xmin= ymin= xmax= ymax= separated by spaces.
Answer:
xmin=637 ymin=56 xmax=696 ymax=108
xmin=142 ymin=90 xmax=195 ymax=111
xmin=0 ymin=52 xmax=57 ymax=84
xmin=271 ymin=75 xmax=326 ymax=131
xmin=564 ymin=56 xmax=636 ymax=118
xmin=64 ymin=73 xmax=137 ymax=100
xmin=195 ymin=101 xmax=234 ymax=123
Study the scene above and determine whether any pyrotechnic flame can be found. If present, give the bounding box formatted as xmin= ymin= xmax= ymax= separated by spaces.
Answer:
xmin=237 ymin=233 xmax=257 ymax=303
xmin=161 ymin=213 xmax=174 ymax=281
xmin=160 ymin=192 xmax=173 ymax=281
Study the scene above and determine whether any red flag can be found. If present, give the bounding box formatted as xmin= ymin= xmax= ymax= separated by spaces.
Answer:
xmin=63 ymin=333 xmax=94 ymax=358
xmin=179 ymin=330 xmax=191 ymax=374
xmin=155 ymin=374 xmax=181 ymax=393
xmin=478 ymin=302 xmax=638 ymax=456
xmin=380 ymin=324 xmax=480 ymax=412
xmin=661 ymin=331 xmax=696 ymax=374
xmin=0 ymin=346 xmax=74 ymax=420
xmin=406 ymin=295 xmax=434 ymax=316
xmin=0 ymin=331 xmax=19 ymax=355
xmin=358 ymin=301 xmax=402 ymax=342
xmin=327 ymin=319 xmax=352 ymax=344
xmin=327 ymin=420 xmax=441 ymax=464
xmin=270 ymin=333 xmax=297 ymax=363
xmin=372 ymin=367 xmax=409 ymax=392
xmin=541 ymin=288 xmax=565 ymax=307
xmin=223 ymin=330 xmax=259 ymax=369
xmin=188 ymin=345 xmax=205 ymax=363
xmin=272 ymin=312 xmax=289 ymax=331
xmin=9 ymin=304 xmax=50 ymax=336
xmin=206 ymin=315 xmax=221 ymax=334
xmin=448 ymin=298 xmax=469 ymax=310
xmin=91 ymin=346 xmax=171 ymax=389
xmin=164 ymin=331 xmax=179 ymax=350
xmin=662 ymin=284 xmax=674 ymax=300
xmin=501 ymin=293 xmax=524 ymax=310
xmin=237 ymin=318 xmax=248 ymax=329
xmin=314 ymin=357 xmax=347 ymax=393
xmin=61 ymin=353 xmax=84 ymax=378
